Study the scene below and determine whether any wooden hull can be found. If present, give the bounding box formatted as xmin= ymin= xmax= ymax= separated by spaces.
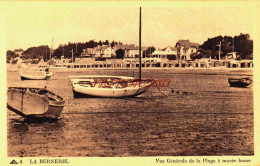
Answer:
xmin=228 ymin=78 xmax=252 ymax=87
xmin=7 ymin=87 xmax=64 ymax=120
xmin=19 ymin=70 xmax=53 ymax=80
xmin=21 ymin=75 xmax=48 ymax=80
xmin=72 ymin=84 xmax=150 ymax=98
xmin=69 ymin=75 xmax=153 ymax=98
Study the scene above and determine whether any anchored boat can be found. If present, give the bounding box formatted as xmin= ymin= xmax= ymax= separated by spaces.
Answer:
xmin=69 ymin=75 xmax=153 ymax=98
xmin=69 ymin=8 xmax=154 ymax=98
xmin=228 ymin=77 xmax=252 ymax=87
xmin=7 ymin=87 xmax=65 ymax=120
xmin=19 ymin=67 xmax=53 ymax=80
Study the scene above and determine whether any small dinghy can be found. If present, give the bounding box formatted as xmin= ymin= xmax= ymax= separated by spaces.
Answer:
xmin=19 ymin=68 xmax=53 ymax=80
xmin=18 ymin=64 xmax=53 ymax=80
xmin=228 ymin=77 xmax=253 ymax=87
xmin=7 ymin=87 xmax=65 ymax=120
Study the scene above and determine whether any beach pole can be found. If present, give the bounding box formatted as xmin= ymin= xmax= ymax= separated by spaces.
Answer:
xmin=139 ymin=7 xmax=142 ymax=81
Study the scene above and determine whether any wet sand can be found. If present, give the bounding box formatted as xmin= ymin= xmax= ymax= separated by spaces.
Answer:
xmin=7 ymin=67 xmax=253 ymax=156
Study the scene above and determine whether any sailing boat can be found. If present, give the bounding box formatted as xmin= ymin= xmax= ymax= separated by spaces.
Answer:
xmin=69 ymin=7 xmax=154 ymax=98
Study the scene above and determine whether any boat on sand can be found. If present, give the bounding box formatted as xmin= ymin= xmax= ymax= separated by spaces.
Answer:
xmin=7 ymin=87 xmax=65 ymax=120
xmin=228 ymin=77 xmax=252 ymax=87
xmin=19 ymin=68 xmax=53 ymax=80
xmin=69 ymin=8 xmax=154 ymax=98
xmin=69 ymin=75 xmax=154 ymax=98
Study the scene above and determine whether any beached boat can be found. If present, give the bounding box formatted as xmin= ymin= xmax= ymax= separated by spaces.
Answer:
xmin=228 ymin=77 xmax=252 ymax=87
xmin=7 ymin=87 xmax=65 ymax=119
xmin=69 ymin=75 xmax=154 ymax=98
xmin=19 ymin=68 xmax=53 ymax=80
xmin=69 ymin=8 xmax=154 ymax=98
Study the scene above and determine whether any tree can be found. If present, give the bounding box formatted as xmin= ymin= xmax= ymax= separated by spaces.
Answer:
xmin=98 ymin=40 xmax=103 ymax=46
xmin=11 ymin=59 xmax=18 ymax=64
xmin=22 ymin=45 xmax=50 ymax=61
xmin=53 ymin=40 xmax=100 ymax=59
xmin=234 ymin=33 xmax=253 ymax=59
xmin=191 ymin=49 xmax=209 ymax=60
xmin=111 ymin=40 xmax=116 ymax=47
xmin=115 ymin=49 xmax=125 ymax=58
xmin=6 ymin=50 xmax=19 ymax=63
xmin=104 ymin=40 xmax=109 ymax=45
xmin=199 ymin=33 xmax=253 ymax=60
xmin=14 ymin=48 xmax=24 ymax=52
xmin=88 ymin=40 xmax=98 ymax=48
xmin=6 ymin=50 xmax=19 ymax=59
xmin=20 ymin=54 xmax=30 ymax=60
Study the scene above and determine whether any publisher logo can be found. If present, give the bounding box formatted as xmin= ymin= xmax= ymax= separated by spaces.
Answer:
xmin=10 ymin=160 xmax=18 ymax=164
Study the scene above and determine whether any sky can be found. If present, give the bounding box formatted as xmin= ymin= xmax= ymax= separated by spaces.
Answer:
xmin=2 ymin=2 xmax=256 ymax=51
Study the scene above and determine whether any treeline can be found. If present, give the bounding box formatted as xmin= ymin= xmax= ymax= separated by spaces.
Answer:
xmin=6 ymin=50 xmax=19 ymax=63
xmin=192 ymin=33 xmax=253 ymax=60
xmin=11 ymin=40 xmax=123 ymax=62
xmin=53 ymin=40 xmax=123 ymax=59
xmin=7 ymin=33 xmax=253 ymax=63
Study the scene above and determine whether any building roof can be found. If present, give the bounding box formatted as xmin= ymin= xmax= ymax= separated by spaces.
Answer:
xmin=176 ymin=40 xmax=200 ymax=49
xmin=176 ymin=40 xmax=190 ymax=48
xmin=162 ymin=46 xmax=177 ymax=52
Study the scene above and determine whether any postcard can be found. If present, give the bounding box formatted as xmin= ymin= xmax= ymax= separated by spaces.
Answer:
xmin=0 ymin=1 xmax=259 ymax=166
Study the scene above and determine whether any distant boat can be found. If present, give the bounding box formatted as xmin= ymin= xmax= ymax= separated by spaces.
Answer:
xmin=69 ymin=8 xmax=154 ymax=98
xmin=69 ymin=75 xmax=154 ymax=98
xmin=228 ymin=77 xmax=252 ymax=87
xmin=7 ymin=87 xmax=65 ymax=120
xmin=18 ymin=67 xmax=53 ymax=80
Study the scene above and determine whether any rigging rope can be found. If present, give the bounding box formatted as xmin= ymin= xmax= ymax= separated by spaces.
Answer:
xmin=154 ymin=83 xmax=175 ymax=96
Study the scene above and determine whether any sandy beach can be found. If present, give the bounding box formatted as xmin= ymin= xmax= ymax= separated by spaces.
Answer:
xmin=7 ymin=65 xmax=253 ymax=157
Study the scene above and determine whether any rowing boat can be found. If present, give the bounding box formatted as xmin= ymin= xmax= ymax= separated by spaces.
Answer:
xmin=7 ymin=87 xmax=65 ymax=120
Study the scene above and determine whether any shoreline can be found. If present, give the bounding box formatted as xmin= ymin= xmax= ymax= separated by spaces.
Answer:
xmin=7 ymin=66 xmax=253 ymax=78
xmin=6 ymin=64 xmax=253 ymax=72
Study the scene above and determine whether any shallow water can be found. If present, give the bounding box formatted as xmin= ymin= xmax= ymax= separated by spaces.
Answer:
xmin=7 ymin=68 xmax=253 ymax=156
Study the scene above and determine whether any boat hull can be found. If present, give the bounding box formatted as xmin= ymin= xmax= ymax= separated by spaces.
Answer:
xmin=69 ymin=75 xmax=153 ymax=98
xmin=228 ymin=78 xmax=252 ymax=88
xmin=72 ymin=85 xmax=149 ymax=98
xmin=21 ymin=75 xmax=48 ymax=80
xmin=19 ymin=70 xmax=53 ymax=80
xmin=7 ymin=87 xmax=64 ymax=120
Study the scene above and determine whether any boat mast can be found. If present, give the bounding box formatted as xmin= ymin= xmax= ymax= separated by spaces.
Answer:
xmin=139 ymin=7 xmax=142 ymax=80
xmin=50 ymin=37 xmax=54 ymax=60
xmin=218 ymin=41 xmax=221 ymax=60
xmin=70 ymin=49 xmax=74 ymax=63
xmin=232 ymin=37 xmax=234 ymax=52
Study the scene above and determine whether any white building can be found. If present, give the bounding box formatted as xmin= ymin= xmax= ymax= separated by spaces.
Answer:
xmin=175 ymin=40 xmax=199 ymax=60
